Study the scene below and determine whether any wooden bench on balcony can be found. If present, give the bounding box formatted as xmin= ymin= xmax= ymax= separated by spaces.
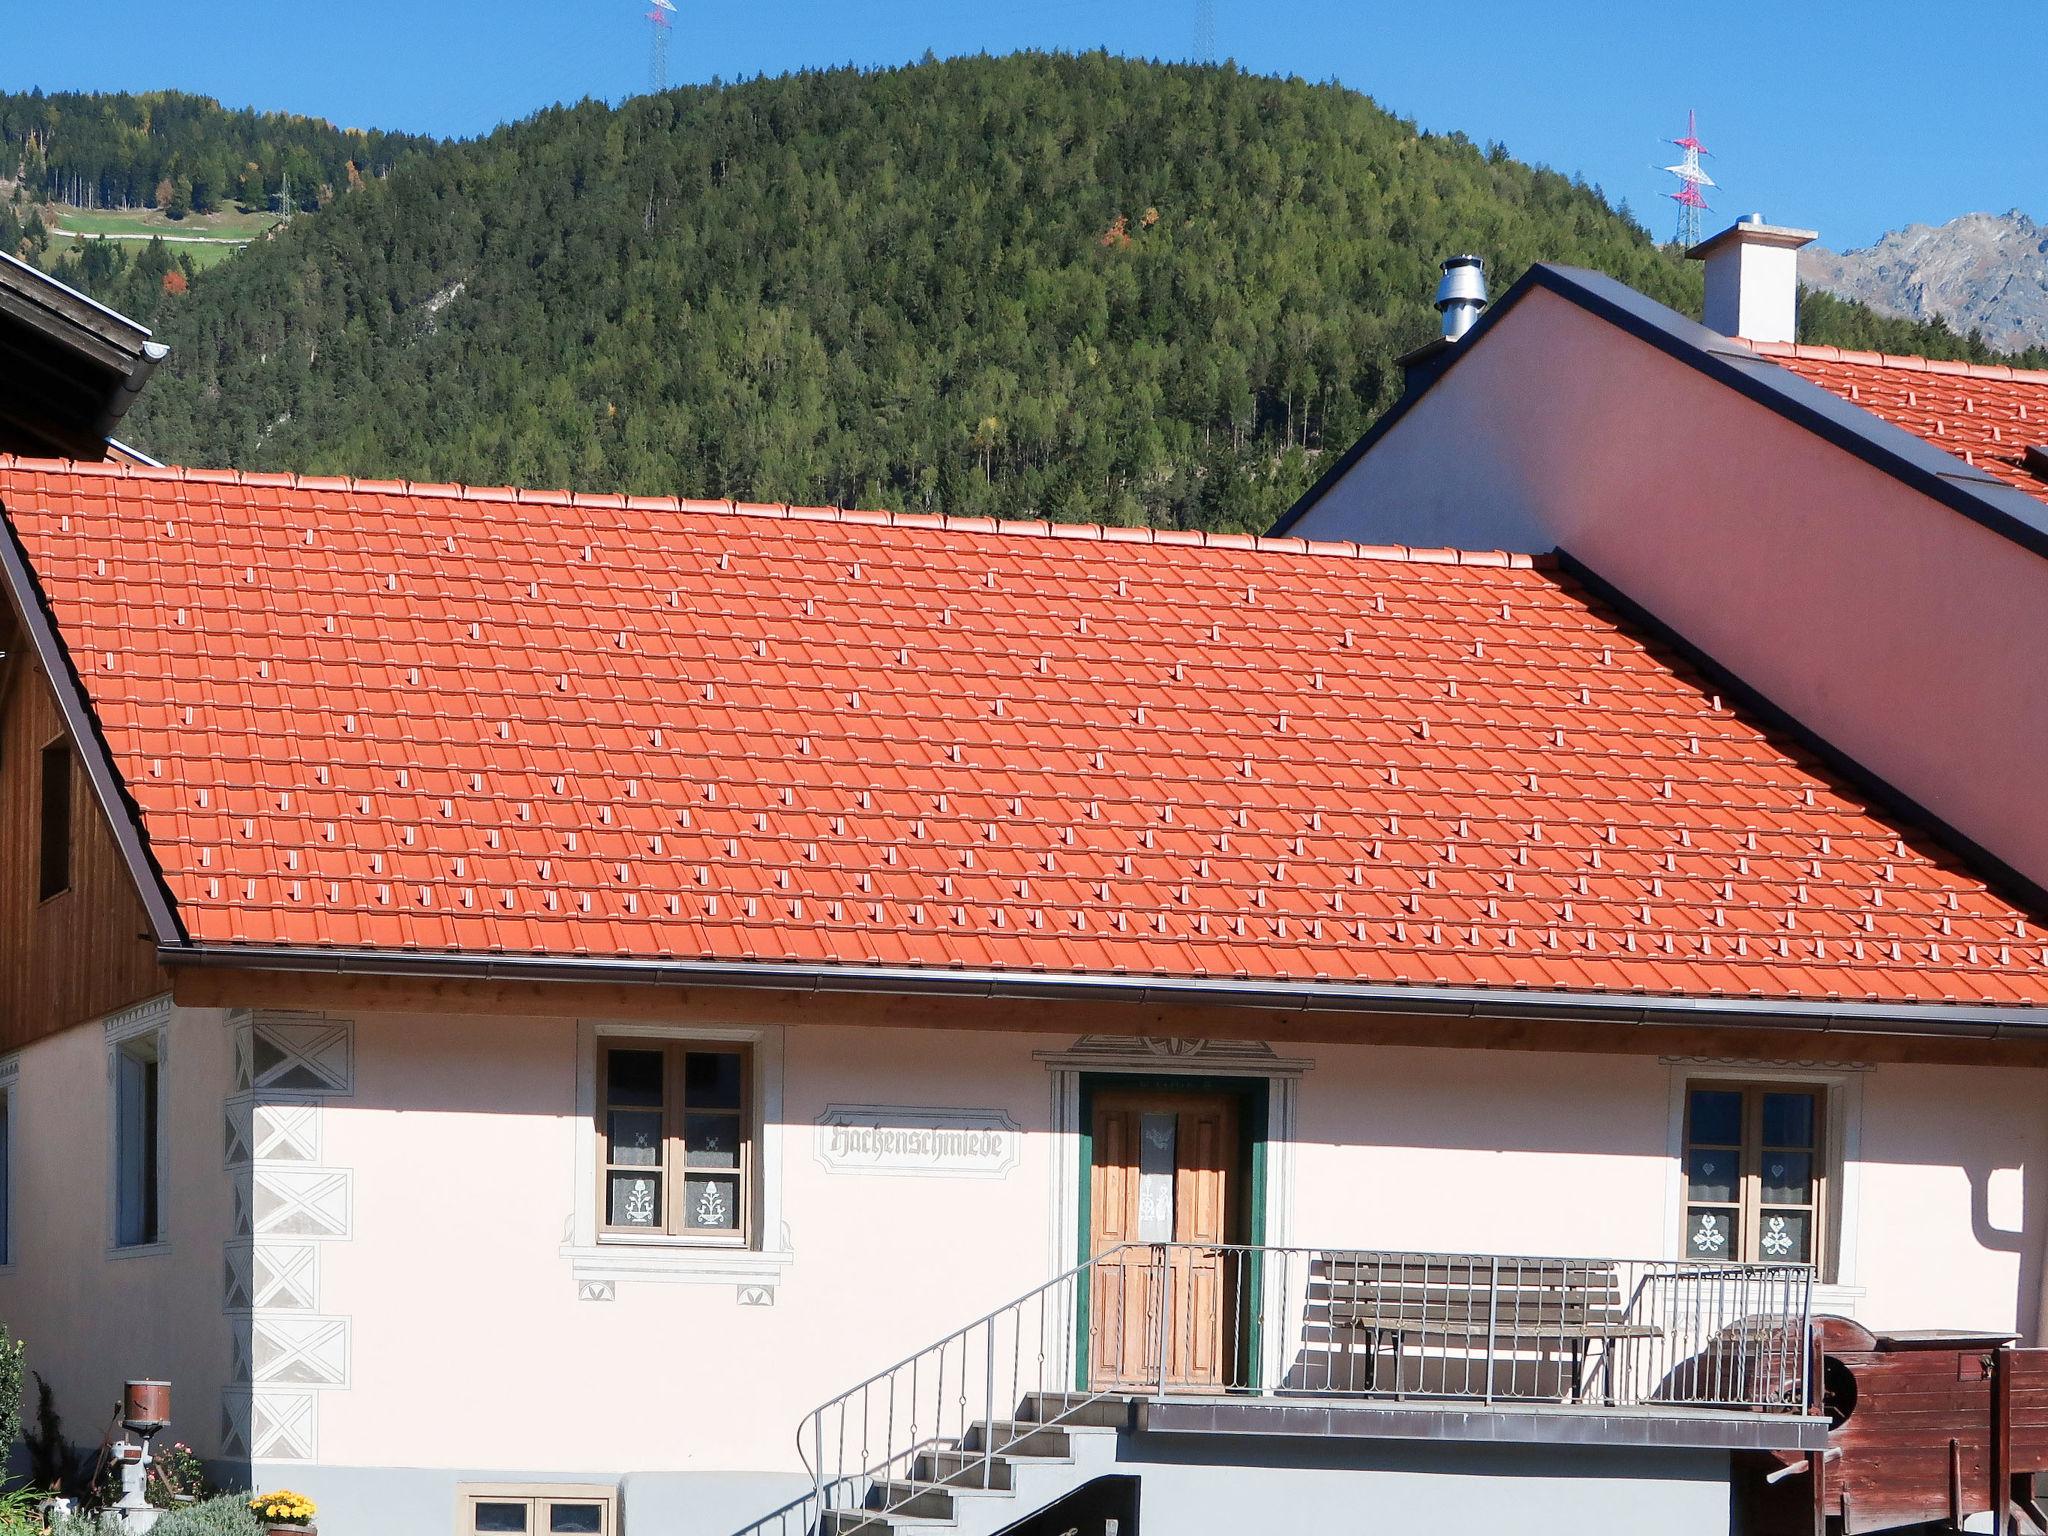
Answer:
xmin=1324 ymin=1251 xmax=1662 ymax=1402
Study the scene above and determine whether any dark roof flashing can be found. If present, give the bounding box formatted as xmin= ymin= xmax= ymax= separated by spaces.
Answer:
xmin=1271 ymin=262 xmax=2048 ymax=564
xmin=0 ymin=251 xmax=166 ymax=457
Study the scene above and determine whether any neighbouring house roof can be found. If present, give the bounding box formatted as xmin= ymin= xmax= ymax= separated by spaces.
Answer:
xmin=1749 ymin=341 xmax=2048 ymax=505
xmin=1274 ymin=266 xmax=2048 ymax=564
xmin=0 ymin=252 xmax=166 ymax=460
xmin=1 ymin=457 xmax=2042 ymax=1018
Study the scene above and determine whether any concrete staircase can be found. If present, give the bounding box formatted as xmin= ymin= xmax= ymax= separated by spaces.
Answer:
xmin=818 ymin=1394 xmax=1131 ymax=1536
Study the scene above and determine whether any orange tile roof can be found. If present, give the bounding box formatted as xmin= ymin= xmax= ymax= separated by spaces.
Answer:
xmin=1751 ymin=341 xmax=2048 ymax=504
xmin=1 ymin=457 xmax=2042 ymax=1008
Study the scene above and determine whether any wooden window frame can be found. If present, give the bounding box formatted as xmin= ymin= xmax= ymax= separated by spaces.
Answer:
xmin=597 ymin=1040 xmax=752 ymax=1245
xmin=1682 ymin=1079 xmax=1828 ymax=1270
xmin=455 ymin=1483 xmax=615 ymax=1536
xmin=38 ymin=737 xmax=72 ymax=902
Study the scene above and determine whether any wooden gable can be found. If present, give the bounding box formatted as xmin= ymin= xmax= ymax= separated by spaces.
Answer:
xmin=0 ymin=598 xmax=166 ymax=1050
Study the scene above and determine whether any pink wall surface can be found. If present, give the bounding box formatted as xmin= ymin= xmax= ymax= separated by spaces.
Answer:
xmin=5 ymin=1001 xmax=2044 ymax=1486
xmin=0 ymin=1001 xmax=236 ymax=1462
xmin=1850 ymin=1061 xmax=2045 ymax=1333
xmin=311 ymin=1015 xmax=1067 ymax=1475
xmin=1289 ymin=1045 xmax=1673 ymax=1257
xmin=1290 ymin=287 xmax=2048 ymax=890
xmin=302 ymin=1012 xmax=2048 ymax=1475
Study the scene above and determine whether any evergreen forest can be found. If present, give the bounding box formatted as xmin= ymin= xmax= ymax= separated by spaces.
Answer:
xmin=6 ymin=58 xmax=2042 ymax=531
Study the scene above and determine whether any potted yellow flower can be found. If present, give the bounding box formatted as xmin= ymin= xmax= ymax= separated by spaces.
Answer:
xmin=249 ymin=1488 xmax=318 ymax=1533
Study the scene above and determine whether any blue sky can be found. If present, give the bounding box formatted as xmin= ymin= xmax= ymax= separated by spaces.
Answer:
xmin=7 ymin=0 xmax=2039 ymax=249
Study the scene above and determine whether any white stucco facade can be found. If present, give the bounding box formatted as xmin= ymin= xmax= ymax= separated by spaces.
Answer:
xmin=3 ymin=997 xmax=2043 ymax=1533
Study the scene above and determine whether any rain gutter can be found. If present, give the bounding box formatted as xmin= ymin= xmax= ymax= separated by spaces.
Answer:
xmin=159 ymin=943 xmax=2047 ymax=1042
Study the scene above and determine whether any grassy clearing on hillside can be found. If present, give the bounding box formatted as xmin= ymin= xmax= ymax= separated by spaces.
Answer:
xmin=55 ymin=231 xmax=244 ymax=270
xmin=49 ymin=203 xmax=281 ymax=240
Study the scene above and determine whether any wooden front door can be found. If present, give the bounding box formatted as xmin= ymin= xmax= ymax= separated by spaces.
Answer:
xmin=1088 ymin=1090 xmax=1240 ymax=1391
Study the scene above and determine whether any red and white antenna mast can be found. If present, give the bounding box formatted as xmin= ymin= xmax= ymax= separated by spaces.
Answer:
xmin=646 ymin=0 xmax=676 ymax=93
xmin=1662 ymin=109 xmax=1714 ymax=246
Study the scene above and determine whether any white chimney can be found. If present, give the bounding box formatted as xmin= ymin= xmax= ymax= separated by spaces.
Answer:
xmin=1688 ymin=215 xmax=1817 ymax=344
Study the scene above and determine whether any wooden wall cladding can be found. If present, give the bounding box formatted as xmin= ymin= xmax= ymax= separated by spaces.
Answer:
xmin=0 ymin=615 xmax=166 ymax=1050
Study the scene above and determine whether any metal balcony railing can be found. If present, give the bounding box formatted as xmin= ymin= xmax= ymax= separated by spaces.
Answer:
xmin=730 ymin=1242 xmax=1814 ymax=1536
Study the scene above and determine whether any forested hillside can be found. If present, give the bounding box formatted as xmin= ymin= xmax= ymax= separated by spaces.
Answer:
xmin=1 ymin=88 xmax=431 ymax=213
xmin=1797 ymin=287 xmax=2048 ymax=370
xmin=2 ymin=89 xmax=435 ymax=333
xmin=18 ymin=58 xmax=2031 ymax=529
xmin=120 ymin=55 xmax=1702 ymax=529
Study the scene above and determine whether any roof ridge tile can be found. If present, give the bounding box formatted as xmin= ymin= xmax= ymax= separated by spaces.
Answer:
xmin=0 ymin=454 xmax=1547 ymax=569
xmin=1754 ymin=340 xmax=2048 ymax=388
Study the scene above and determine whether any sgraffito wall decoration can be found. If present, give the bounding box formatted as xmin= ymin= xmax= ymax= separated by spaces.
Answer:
xmin=221 ymin=1011 xmax=354 ymax=1464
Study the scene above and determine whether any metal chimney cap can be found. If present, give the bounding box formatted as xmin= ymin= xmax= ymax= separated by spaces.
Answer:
xmin=1434 ymin=255 xmax=1488 ymax=340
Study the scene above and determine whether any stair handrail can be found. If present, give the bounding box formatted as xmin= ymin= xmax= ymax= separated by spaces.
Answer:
xmin=788 ymin=1240 xmax=1151 ymax=1534
xmin=728 ymin=1242 xmax=1818 ymax=1536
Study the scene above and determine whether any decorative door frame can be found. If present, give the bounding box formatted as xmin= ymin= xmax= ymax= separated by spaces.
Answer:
xmin=1037 ymin=1036 xmax=1310 ymax=1391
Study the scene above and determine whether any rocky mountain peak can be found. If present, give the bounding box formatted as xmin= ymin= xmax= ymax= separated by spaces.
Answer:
xmin=1801 ymin=208 xmax=2048 ymax=353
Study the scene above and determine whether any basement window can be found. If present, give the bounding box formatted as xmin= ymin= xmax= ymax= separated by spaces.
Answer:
xmin=457 ymin=1485 xmax=615 ymax=1535
xmin=38 ymin=740 xmax=72 ymax=900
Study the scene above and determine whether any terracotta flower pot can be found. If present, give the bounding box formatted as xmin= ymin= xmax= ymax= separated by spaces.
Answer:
xmin=266 ymin=1525 xmax=315 ymax=1536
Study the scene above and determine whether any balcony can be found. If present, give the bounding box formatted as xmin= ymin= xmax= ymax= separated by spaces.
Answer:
xmin=771 ymin=1244 xmax=1826 ymax=1536
xmin=1088 ymin=1244 xmax=1824 ymax=1452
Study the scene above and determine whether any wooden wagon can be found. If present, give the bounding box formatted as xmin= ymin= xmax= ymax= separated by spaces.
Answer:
xmin=1739 ymin=1316 xmax=2048 ymax=1535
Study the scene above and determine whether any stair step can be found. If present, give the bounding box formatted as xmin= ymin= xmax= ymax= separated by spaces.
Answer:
xmin=914 ymin=1452 xmax=1016 ymax=1490
xmin=821 ymin=1510 xmax=956 ymax=1536
xmin=865 ymin=1483 xmax=962 ymax=1520
xmin=962 ymin=1420 xmax=1070 ymax=1457
xmin=1018 ymin=1392 xmax=1133 ymax=1430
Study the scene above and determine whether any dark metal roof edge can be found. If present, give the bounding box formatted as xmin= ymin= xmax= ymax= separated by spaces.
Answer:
xmin=0 ymin=249 xmax=156 ymax=350
xmin=0 ymin=495 xmax=186 ymax=945
xmin=97 ymin=341 xmax=169 ymax=440
xmin=1555 ymin=551 xmax=2048 ymax=922
xmin=1271 ymin=263 xmax=2048 ymax=563
xmin=159 ymin=943 xmax=2048 ymax=1038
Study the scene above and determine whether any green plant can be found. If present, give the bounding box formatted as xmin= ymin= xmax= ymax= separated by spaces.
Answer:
xmin=92 ymin=1438 xmax=211 ymax=1510
xmin=0 ymin=1483 xmax=49 ymax=1536
xmin=149 ymin=1494 xmax=264 ymax=1536
xmin=152 ymin=1442 xmax=211 ymax=1505
xmin=0 ymin=1326 xmax=23 ymax=1457
xmin=48 ymin=1497 xmax=260 ymax=1536
xmin=46 ymin=1511 xmax=120 ymax=1536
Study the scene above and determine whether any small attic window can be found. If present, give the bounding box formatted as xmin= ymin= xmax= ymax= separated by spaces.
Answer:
xmin=39 ymin=740 xmax=73 ymax=900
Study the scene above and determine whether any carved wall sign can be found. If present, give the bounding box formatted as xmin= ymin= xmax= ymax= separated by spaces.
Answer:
xmin=814 ymin=1105 xmax=1022 ymax=1179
